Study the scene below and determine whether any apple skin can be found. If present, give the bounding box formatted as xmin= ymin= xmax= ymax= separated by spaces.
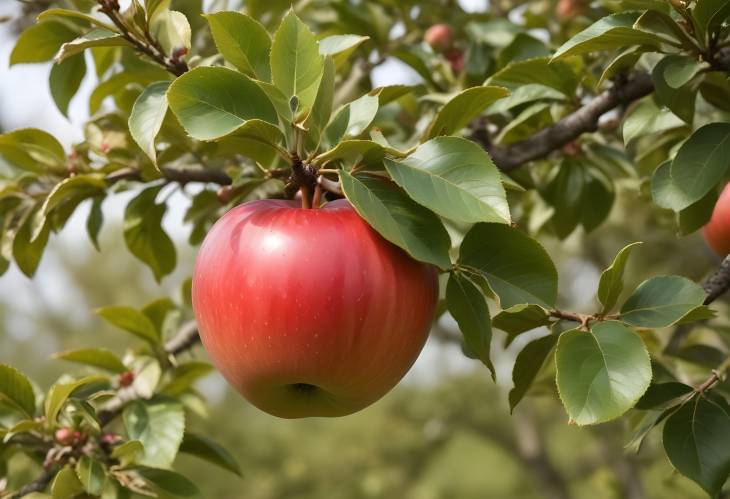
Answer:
xmin=192 ymin=199 xmax=439 ymax=418
xmin=425 ymin=24 xmax=453 ymax=53
xmin=704 ymin=183 xmax=730 ymax=257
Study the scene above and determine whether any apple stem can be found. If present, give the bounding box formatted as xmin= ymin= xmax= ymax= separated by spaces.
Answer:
xmin=299 ymin=186 xmax=312 ymax=209
xmin=312 ymin=184 xmax=323 ymax=209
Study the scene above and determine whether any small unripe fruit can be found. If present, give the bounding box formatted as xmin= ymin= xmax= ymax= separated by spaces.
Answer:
xmin=556 ymin=0 xmax=586 ymax=19
xmin=703 ymin=183 xmax=730 ymax=257
xmin=54 ymin=428 xmax=75 ymax=446
xmin=118 ymin=371 xmax=135 ymax=388
xmin=446 ymin=50 xmax=465 ymax=74
xmin=101 ymin=433 xmax=122 ymax=445
xmin=425 ymin=24 xmax=454 ymax=53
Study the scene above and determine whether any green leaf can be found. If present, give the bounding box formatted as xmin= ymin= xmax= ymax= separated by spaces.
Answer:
xmin=668 ymin=122 xmax=730 ymax=211
xmin=458 ymin=223 xmax=558 ymax=308
xmin=51 ymin=466 xmax=85 ymax=499
xmin=385 ymin=137 xmax=510 ymax=224
xmin=49 ymin=53 xmax=86 ymax=117
xmin=0 ymin=128 xmax=66 ymax=171
xmin=205 ymin=11 xmax=271 ymax=80
xmin=446 ymin=272 xmax=495 ymax=379
xmin=0 ymin=364 xmax=36 ymax=417
xmin=652 ymin=55 xmax=696 ymax=123
xmin=53 ymin=348 xmax=127 ymax=373
xmin=270 ymin=11 xmax=324 ymax=111
xmin=693 ymin=0 xmax=730 ymax=41
xmin=303 ymin=57 xmax=335 ymax=147
xmin=552 ymin=12 xmax=663 ymax=60
xmin=134 ymin=467 xmax=202 ymax=498
xmin=86 ymin=197 xmax=103 ymax=250
xmin=96 ymin=305 xmax=159 ymax=344
xmin=180 ymin=432 xmax=242 ymax=476
xmin=75 ymin=456 xmax=106 ymax=496
xmin=45 ymin=376 xmax=106 ymax=424
xmin=509 ymin=333 xmax=558 ymax=411
xmin=41 ymin=174 xmax=107 ymax=217
xmin=492 ymin=304 xmax=551 ymax=345
xmin=661 ymin=55 xmax=704 ymax=89
xmin=10 ymin=21 xmax=78 ymax=65
xmin=112 ymin=440 xmax=145 ymax=467
xmin=488 ymin=57 xmax=579 ymax=96
xmin=129 ymin=81 xmax=170 ymax=165
xmin=634 ymin=9 xmax=690 ymax=46
xmin=123 ymin=187 xmax=176 ymax=282
xmin=318 ymin=34 xmax=369 ymax=66
xmin=150 ymin=10 xmax=191 ymax=56
xmin=622 ymin=97 xmax=685 ymax=145
xmin=339 ymin=171 xmax=451 ymax=269
xmin=12 ymin=206 xmax=49 ymax=277
xmin=142 ymin=298 xmax=178 ymax=338
xmin=55 ymin=28 xmax=126 ymax=63
xmin=37 ymin=8 xmax=117 ymax=31
xmin=315 ymin=140 xmax=384 ymax=164
xmin=324 ymin=93 xmax=379 ymax=146
xmin=123 ymin=398 xmax=185 ymax=468
xmin=426 ymin=86 xmax=509 ymax=139
xmin=678 ymin=187 xmax=718 ymax=235
xmin=620 ymin=276 xmax=708 ymax=328
xmin=635 ymin=381 xmax=693 ymax=410
xmin=167 ymin=66 xmax=278 ymax=141
xmin=160 ymin=362 xmax=213 ymax=396
xmin=597 ymin=242 xmax=642 ymax=313
xmin=214 ymin=118 xmax=285 ymax=160
xmin=651 ymin=160 xmax=693 ymax=210
xmin=663 ymin=396 xmax=730 ymax=497
xmin=598 ymin=47 xmax=644 ymax=88
xmin=486 ymin=83 xmax=566 ymax=115
xmin=555 ymin=321 xmax=651 ymax=425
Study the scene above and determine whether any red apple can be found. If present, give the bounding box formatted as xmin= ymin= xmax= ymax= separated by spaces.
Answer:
xmin=425 ymin=24 xmax=454 ymax=53
xmin=704 ymin=183 xmax=730 ymax=257
xmin=192 ymin=199 xmax=439 ymax=418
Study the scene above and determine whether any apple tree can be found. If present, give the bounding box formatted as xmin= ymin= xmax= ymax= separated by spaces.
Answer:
xmin=1 ymin=0 xmax=730 ymax=497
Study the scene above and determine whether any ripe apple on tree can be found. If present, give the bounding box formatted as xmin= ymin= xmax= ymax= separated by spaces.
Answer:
xmin=192 ymin=199 xmax=439 ymax=418
xmin=704 ymin=183 xmax=730 ymax=257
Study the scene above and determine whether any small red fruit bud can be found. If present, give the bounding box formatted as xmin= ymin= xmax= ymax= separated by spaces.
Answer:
xmin=556 ymin=0 xmax=587 ymax=20
xmin=446 ymin=50 xmax=465 ymax=74
xmin=562 ymin=141 xmax=582 ymax=156
xmin=217 ymin=186 xmax=234 ymax=204
xmin=425 ymin=24 xmax=454 ymax=53
xmin=118 ymin=371 xmax=135 ymax=388
xmin=55 ymin=428 xmax=75 ymax=446
xmin=172 ymin=47 xmax=189 ymax=60
xmin=101 ymin=433 xmax=122 ymax=445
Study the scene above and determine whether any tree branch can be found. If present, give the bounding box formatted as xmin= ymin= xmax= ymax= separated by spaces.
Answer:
xmin=703 ymin=255 xmax=730 ymax=305
xmin=105 ymin=166 xmax=232 ymax=186
xmin=474 ymin=71 xmax=654 ymax=171
xmin=8 ymin=468 xmax=54 ymax=499
xmin=97 ymin=0 xmax=188 ymax=76
xmin=477 ymin=45 xmax=730 ymax=173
